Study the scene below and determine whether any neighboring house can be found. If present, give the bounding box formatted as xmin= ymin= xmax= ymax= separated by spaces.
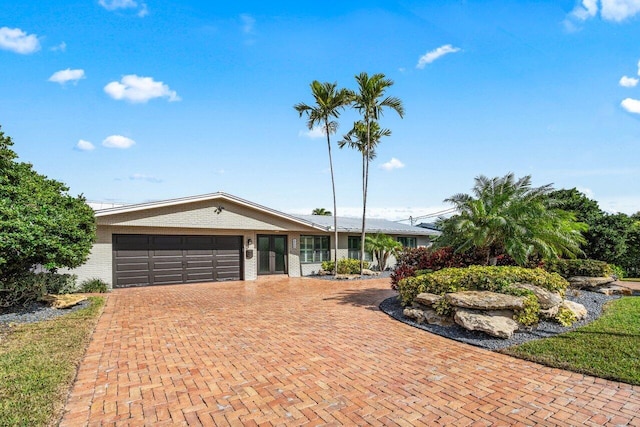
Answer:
xmin=71 ymin=192 xmax=439 ymax=289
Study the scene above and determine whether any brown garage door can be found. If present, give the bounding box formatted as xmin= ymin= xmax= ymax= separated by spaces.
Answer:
xmin=113 ymin=234 xmax=242 ymax=288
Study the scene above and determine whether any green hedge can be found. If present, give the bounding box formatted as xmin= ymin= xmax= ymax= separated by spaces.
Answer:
xmin=543 ymin=259 xmax=613 ymax=278
xmin=337 ymin=258 xmax=369 ymax=274
xmin=397 ymin=265 xmax=568 ymax=307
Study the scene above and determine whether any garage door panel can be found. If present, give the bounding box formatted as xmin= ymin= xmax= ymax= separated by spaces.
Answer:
xmin=113 ymin=234 xmax=242 ymax=288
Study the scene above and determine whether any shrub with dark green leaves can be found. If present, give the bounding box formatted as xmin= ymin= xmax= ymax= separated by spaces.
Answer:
xmin=79 ymin=278 xmax=109 ymax=293
xmin=543 ymin=259 xmax=613 ymax=278
xmin=0 ymin=273 xmax=47 ymax=308
xmin=43 ymin=273 xmax=77 ymax=294
xmin=397 ymin=265 xmax=568 ymax=306
xmin=337 ymin=258 xmax=369 ymax=274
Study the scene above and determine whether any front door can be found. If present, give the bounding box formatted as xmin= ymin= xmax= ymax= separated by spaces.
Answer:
xmin=257 ymin=235 xmax=287 ymax=274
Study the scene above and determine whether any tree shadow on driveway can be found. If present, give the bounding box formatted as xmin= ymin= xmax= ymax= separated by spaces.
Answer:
xmin=323 ymin=288 xmax=397 ymax=311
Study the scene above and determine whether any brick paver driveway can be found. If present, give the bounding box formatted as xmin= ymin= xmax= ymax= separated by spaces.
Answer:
xmin=61 ymin=277 xmax=640 ymax=426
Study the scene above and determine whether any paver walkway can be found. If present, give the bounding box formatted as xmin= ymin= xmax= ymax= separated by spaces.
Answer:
xmin=61 ymin=276 xmax=640 ymax=426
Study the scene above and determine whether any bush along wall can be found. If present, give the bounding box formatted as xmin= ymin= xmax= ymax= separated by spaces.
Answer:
xmin=543 ymin=259 xmax=613 ymax=278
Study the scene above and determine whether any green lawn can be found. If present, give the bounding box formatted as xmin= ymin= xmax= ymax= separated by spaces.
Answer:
xmin=502 ymin=297 xmax=640 ymax=385
xmin=0 ymin=297 xmax=105 ymax=426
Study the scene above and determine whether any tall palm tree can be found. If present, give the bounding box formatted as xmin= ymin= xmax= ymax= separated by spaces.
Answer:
xmin=437 ymin=173 xmax=587 ymax=265
xmin=349 ymin=72 xmax=404 ymax=272
xmin=294 ymin=81 xmax=351 ymax=268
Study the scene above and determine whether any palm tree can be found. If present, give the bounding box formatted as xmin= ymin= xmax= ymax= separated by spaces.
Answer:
xmin=312 ymin=208 xmax=332 ymax=216
xmin=437 ymin=173 xmax=587 ymax=265
xmin=349 ymin=72 xmax=404 ymax=273
xmin=365 ymin=233 xmax=402 ymax=271
xmin=294 ymin=81 xmax=351 ymax=268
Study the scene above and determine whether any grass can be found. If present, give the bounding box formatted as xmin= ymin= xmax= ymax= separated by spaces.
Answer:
xmin=623 ymin=277 xmax=640 ymax=282
xmin=0 ymin=297 xmax=105 ymax=427
xmin=502 ymin=297 xmax=640 ymax=385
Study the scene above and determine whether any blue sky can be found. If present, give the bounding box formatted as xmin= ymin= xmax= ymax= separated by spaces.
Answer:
xmin=1 ymin=0 xmax=640 ymax=220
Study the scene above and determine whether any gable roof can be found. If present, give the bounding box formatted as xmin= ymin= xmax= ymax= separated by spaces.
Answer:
xmin=94 ymin=192 xmax=438 ymax=236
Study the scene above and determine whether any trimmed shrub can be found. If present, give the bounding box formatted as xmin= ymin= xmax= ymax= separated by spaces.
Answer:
xmin=611 ymin=264 xmax=625 ymax=280
xmin=321 ymin=261 xmax=335 ymax=273
xmin=544 ymin=259 xmax=613 ymax=278
xmin=397 ymin=265 xmax=568 ymax=306
xmin=79 ymin=278 xmax=109 ymax=293
xmin=337 ymin=258 xmax=369 ymax=274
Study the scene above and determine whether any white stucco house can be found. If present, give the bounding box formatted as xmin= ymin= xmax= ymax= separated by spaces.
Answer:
xmin=71 ymin=192 xmax=439 ymax=288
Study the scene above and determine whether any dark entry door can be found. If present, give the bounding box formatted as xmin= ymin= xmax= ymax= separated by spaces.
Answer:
xmin=257 ymin=235 xmax=287 ymax=274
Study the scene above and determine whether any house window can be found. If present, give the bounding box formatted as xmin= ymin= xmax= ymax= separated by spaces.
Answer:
xmin=347 ymin=236 xmax=373 ymax=261
xmin=300 ymin=235 xmax=330 ymax=263
xmin=397 ymin=236 xmax=417 ymax=248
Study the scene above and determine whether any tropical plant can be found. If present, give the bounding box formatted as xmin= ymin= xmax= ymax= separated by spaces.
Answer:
xmin=295 ymin=81 xmax=351 ymax=267
xmin=311 ymin=208 xmax=332 ymax=216
xmin=346 ymin=72 xmax=404 ymax=273
xmin=0 ymin=126 xmax=96 ymax=306
xmin=437 ymin=173 xmax=586 ymax=266
xmin=365 ymin=233 xmax=402 ymax=271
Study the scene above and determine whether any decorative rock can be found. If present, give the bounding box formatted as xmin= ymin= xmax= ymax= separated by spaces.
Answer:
xmin=39 ymin=294 xmax=87 ymax=309
xmin=592 ymin=285 xmax=633 ymax=296
xmin=414 ymin=293 xmax=442 ymax=307
xmin=446 ymin=291 xmax=525 ymax=311
xmin=539 ymin=305 xmax=559 ymax=319
xmin=512 ymin=283 xmax=563 ymax=309
xmin=334 ymin=274 xmax=360 ymax=280
xmin=561 ymin=300 xmax=588 ymax=321
xmin=361 ymin=269 xmax=380 ymax=276
xmin=568 ymin=276 xmax=615 ymax=288
xmin=404 ymin=307 xmax=453 ymax=327
xmin=454 ymin=309 xmax=519 ymax=339
xmin=403 ymin=308 xmax=425 ymax=324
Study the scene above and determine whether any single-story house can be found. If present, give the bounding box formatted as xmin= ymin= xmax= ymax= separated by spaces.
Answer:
xmin=71 ymin=192 xmax=440 ymax=288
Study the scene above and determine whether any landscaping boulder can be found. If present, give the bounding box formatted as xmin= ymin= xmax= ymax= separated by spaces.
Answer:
xmin=561 ymin=300 xmax=588 ymax=321
xmin=591 ymin=284 xmax=633 ymax=296
xmin=568 ymin=276 xmax=615 ymax=289
xmin=404 ymin=307 xmax=453 ymax=326
xmin=40 ymin=294 xmax=87 ymax=309
xmin=454 ymin=309 xmax=519 ymax=339
xmin=335 ymin=274 xmax=360 ymax=280
xmin=414 ymin=292 xmax=442 ymax=308
xmin=446 ymin=291 xmax=525 ymax=311
xmin=512 ymin=283 xmax=563 ymax=309
xmin=539 ymin=305 xmax=559 ymax=319
xmin=361 ymin=269 xmax=380 ymax=276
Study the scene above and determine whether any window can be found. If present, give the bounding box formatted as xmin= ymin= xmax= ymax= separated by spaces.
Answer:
xmin=300 ymin=236 xmax=330 ymax=263
xmin=347 ymin=236 xmax=373 ymax=261
xmin=397 ymin=236 xmax=417 ymax=248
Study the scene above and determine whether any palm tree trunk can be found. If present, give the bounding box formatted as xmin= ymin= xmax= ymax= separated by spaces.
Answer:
xmin=325 ymin=122 xmax=339 ymax=272
xmin=360 ymin=120 xmax=371 ymax=274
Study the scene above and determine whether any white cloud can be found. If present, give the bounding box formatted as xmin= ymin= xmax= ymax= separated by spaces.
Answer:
xmin=0 ymin=27 xmax=40 ymax=54
xmin=619 ymin=75 xmax=639 ymax=87
xmin=576 ymin=186 xmax=596 ymax=199
xmin=569 ymin=0 xmax=599 ymax=21
xmin=416 ymin=44 xmax=461 ymax=69
xmin=48 ymin=68 xmax=85 ymax=85
xmin=380 ymin=157 xmax=405 ymax=171
xmin=298 ymin=126 xmax=325 ymax=139
xmin=99 ymin=0 xmax=148 ymax=16
xmin=102 ymin=135 xmax=136 ymax=149
xmin=601 ymin=0 xmax=640 ymax=21
xmin=240 ymin=14 xmax=256 ymax=34
xmin=129 ymin=173 xmax=161 ymax=183
xmin=75 ymin=139 xmax=95 ymax=151
xmin=566 ymin=0 xmax=640 ymax=25
xmin=621 ymin=97 xmax=640 ymax=113
xmin=50 ymin=41 xmax=66 ymax=52
xmin=104 ymin=75 xmax=180 ymax=103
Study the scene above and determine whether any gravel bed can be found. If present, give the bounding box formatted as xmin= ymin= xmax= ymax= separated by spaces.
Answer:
xmin=311 ymin=271 xmax=392 ymax=281
xmin=379 ymin=290 xmax=621 ymax=350
xmin=0 ymin=300 xmax=91 ymax=328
